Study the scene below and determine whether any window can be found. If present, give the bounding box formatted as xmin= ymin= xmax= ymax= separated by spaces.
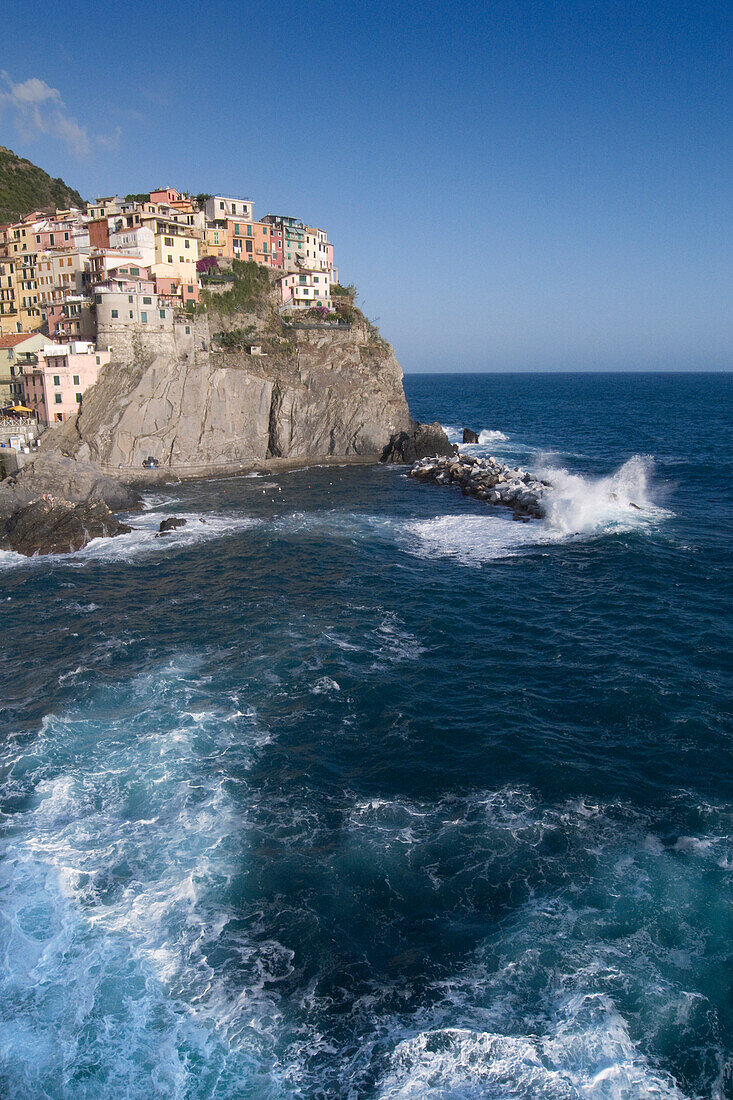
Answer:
xmin=75 ymin=393 xmax=82 ymax=403
xmin=168 ymin=255 xmax=173 ymax=263
xmin=246 ymin=241 xmax=253 ymax=253
xmin=111 ymin=309 xmax=118 ymax=318
xmin=143 ymin=296 xmax=152 ymax=305
xmin=131 ymin=267 xmax=140 ymax=276
xmin=73 ymin=374 xmax=80 ymax=385
xmin=184 ymin=239 xmax=190 ymax=249
xmin=185 ymin=326 xmax=190 ymax=334
xmin=129 ymin=295 xmax=133 ymax=303
xmin=164 ymin=236 xmax=173 ymax=246
xmin=219 ymin=202 xmax=224 ymax=210
xmin=141 ymin=311 xmax=147 ymax=322
xmin=55 ymin=393 xmax=62 ymax=403
xmin=53 ymin=375 xmax=61 ymax=386
xmin=96 ymin=356 xmax=101 ymax=364
xmin=160 ymin=309 xmax=165 ymax=319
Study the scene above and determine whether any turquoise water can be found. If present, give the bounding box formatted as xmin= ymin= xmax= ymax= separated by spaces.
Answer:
xmin=0 ymin=372 xmax=731 ymax=1098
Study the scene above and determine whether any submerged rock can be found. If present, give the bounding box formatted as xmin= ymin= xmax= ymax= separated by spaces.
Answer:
xmin=0 ymin=497 xmax=132 ymax=556
xmin=381 ymin=422 xmax=456 ymax=464
xmin=157 ymin=516 xmax=187 ymax=536
xmin=462 ymin=428 xmax=480 ymax=444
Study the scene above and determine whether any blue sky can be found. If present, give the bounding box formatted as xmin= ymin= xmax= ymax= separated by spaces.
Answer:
xmin=1 ymin=0 xmax=730 ymax=371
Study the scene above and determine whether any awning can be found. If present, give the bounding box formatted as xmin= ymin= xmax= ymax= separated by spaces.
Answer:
xmin=3 ymin=404 xmax=34 ymax=413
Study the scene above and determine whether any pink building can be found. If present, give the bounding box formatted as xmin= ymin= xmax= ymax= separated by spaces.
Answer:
xmin=21 ymin=342 xmax=110 ymax=425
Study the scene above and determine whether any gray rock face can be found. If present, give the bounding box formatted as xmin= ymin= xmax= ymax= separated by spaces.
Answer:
xmin=381 ymin=422 xmax=456 ymax=464
xmin=0 ymin=497 xmax=132 ymax=556
xmin=40 ymin=315 xmax=412 ymax=473
xmin=0 ymin=452 xmax=141 ymax=517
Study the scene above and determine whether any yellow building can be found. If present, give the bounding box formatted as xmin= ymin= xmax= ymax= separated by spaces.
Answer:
xmin=0 ymin=253 xmax=43 ymax=334
xmin=200 ymin=225 xmax=230 ymax=259
xmin=139 ymin=214 xmax=200 ymax=284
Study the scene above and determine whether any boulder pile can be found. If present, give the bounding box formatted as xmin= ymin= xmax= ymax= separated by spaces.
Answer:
xmin=409 ymin=453 xmax=550 ymax=519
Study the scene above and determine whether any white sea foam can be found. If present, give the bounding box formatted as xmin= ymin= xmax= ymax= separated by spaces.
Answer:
xmin=442 ymin=425 xmax=510 ymax=448
xmin=540 ymin=454 xmax=670 ymax=537
xmin=0 ymin=657 xmax=280 ymax=1095
xmin=0 ymin=510 xmax=262 ymax=570
xmin=402 ymin=455 xmax=671 ymax=565
xmin=377 ymin=1016 xmax=689 ymax=1098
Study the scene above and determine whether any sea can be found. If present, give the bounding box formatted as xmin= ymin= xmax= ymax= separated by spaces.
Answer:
xmin=0 ymin=371 xmax=731 ymax=1099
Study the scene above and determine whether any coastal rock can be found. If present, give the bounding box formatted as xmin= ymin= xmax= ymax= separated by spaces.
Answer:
xmin=381 ymin=422 xmax=456 ymax=464
xmin=462 ymin=428 xmax=480 ymax=444
xmin=157 ymin=516 xmax=187 ymax=535
xmin=38 ymin=309 xmax=412 ymax=473
xmin=409 ymin=453 xmax=550 ymax=518
xmin=0 ymin=452 xmax=141 ymax=515
xmin=0 ymin=497 xmax=132 ymax=556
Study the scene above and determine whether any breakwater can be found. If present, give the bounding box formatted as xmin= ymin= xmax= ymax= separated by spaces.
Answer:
xmin=409 ymin=452 xmax=550 ymax=518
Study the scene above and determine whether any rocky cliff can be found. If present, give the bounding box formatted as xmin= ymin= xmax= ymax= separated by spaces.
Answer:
xmin=1 ymin=272 xmax=451 ymax=554
xmin=41 ymin=284 xmax=412 ymax=476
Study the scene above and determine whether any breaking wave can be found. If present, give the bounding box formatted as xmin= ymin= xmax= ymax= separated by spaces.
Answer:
xmin=402 ymin=455 xmax=671 ymax=565
xmin=541 ymin=454 xmax=670 ymax=536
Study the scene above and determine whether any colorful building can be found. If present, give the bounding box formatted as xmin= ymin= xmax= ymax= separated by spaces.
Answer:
xmin=0 ymin=252 xmax=43 ymax=333
xmin=21 ymin=342 xmax=110 ymax=424
xmin=278 ymin=270 xmax=332 ymax=311
xmin=0 ymin=332 xmax=48 ymax=404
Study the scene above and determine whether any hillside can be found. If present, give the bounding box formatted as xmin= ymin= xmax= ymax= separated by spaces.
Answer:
xmin=0 ymin=145 xmax=84 ymax=223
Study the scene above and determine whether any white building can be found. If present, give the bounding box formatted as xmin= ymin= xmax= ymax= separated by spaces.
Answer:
xmin=279 ymin=270 xmax=332 ymax=311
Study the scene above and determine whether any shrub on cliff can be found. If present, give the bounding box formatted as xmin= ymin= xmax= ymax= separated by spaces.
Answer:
xmin=202 ymin=260 xmax=270 ymax=315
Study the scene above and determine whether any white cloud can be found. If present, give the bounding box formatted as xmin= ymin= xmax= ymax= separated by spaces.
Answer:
xmin=97 ymin=125 xmax=122 ymax=151
xmin=0 ymin=72 xmax=91 ymax=156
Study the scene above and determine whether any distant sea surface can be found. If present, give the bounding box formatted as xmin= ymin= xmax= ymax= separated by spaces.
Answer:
xmin=1 ymin=372 xmax=732 ymax=1099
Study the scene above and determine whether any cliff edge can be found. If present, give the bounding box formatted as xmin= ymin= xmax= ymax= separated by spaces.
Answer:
xmin=40 ymin=273 xmax=412 ymax=477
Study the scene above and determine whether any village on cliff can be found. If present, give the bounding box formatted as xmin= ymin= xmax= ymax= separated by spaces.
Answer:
xmin=0 ymin=187 xmax=340 ymax=470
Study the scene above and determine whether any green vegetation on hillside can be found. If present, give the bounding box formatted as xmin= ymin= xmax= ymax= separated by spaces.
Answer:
xmin=201 ymin=259 xmax=271 ymax=315
xmin=0 ymin=145 xmax=84 ymax=224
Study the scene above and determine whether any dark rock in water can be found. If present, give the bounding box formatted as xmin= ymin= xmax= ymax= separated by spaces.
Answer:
xmin=462 ymin=428 xmax=480 ymax=444
xmin=0 ymin=497 xmax=132 ymax=556
xmin=157 ymin=516 xmax=187 ymax=536
xmin=381 ymin=422 xmax=456 ymax=464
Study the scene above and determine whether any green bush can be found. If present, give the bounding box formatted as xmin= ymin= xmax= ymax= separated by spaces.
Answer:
xmin=203 ymin=260 xmax=270 ymax=315
xmin=331 ymin=283 xmax=356 ymax=298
